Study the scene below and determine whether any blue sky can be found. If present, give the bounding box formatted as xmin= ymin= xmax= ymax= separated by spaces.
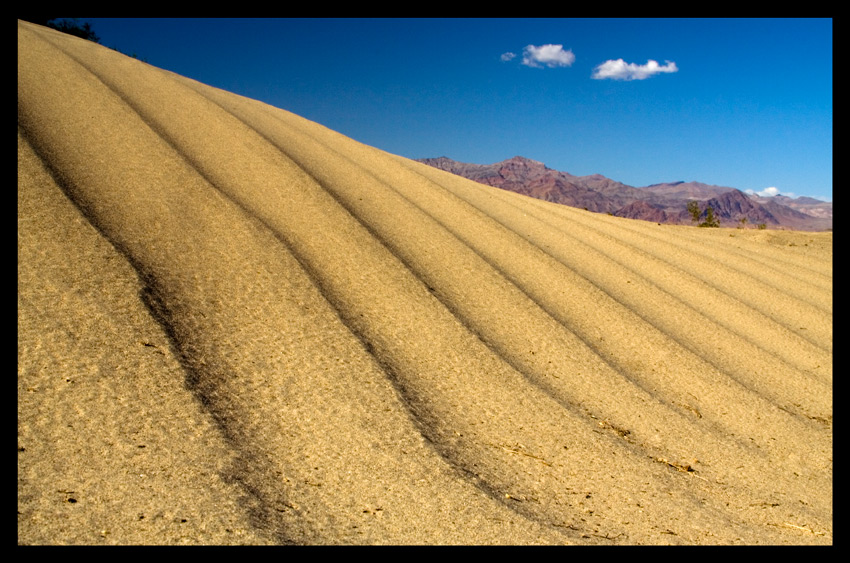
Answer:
xmin=83 ymin=18 xmax=832 ymax=201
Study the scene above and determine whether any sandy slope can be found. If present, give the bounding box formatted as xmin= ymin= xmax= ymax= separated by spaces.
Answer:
xmin=17 ymin=20 xmax=832 ymax=545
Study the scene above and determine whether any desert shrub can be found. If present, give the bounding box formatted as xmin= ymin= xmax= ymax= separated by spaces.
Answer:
xmin=687 ymin=200 xmax=700 ymax=223
xmin=699 ymin=206 xmax=720 ymax=228
xmin=21 ymin=18 xmax=100 ymax=43
xmin=688 ymin=201 xmax=719 ymax=228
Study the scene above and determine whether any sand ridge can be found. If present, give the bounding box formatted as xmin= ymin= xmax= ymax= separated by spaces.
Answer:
xmin=18 ymin=20 xmax=831 ymax=544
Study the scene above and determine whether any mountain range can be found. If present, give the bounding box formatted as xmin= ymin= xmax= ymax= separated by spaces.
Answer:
xmin=417 ymin=156 xmax=832 ymax=231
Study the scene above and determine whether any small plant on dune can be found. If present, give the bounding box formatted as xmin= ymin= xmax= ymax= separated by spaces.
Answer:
xmin=687 ymin=200 xmax=700 ymax=223
xmin=687 ymin=200 xmax=720 ymax=228
xmin=699 ymin=205 xmax=720 ymax=228
xmin=22 ymin=18 xmax=101 ymax=43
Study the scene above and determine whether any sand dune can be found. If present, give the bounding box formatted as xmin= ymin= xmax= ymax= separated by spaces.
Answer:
xmin=17 ymin=20 xmax=832 ymax=545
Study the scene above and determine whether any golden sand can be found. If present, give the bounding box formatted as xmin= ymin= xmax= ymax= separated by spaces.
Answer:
xmin=18 ymin=20 xmax=832 ymax=545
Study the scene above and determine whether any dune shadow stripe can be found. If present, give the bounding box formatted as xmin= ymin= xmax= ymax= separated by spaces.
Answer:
xmin=26 ymin=38 xmax=574 ymax=537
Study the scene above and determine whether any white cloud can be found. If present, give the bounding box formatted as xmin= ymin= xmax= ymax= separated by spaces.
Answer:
xmin=521 ymin=44 xmax=575 ymax=68
xmin=500 ymin=52 xmax=516 ymax=62
xmin=592 ymin=58 xmax=678 ymax=80
xmin=746 ymin=186 xmax=797 ymax=198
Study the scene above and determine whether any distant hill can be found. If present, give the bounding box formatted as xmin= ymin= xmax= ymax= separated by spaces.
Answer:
xmin=417 ymin=156 xmax=832 ymax=231
xmin=640 ymin=180 xmax=739 ymax=201
xmin=417 ymin=156 xmax=616 ymax=213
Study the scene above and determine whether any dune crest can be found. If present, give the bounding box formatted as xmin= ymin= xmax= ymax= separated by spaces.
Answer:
xmin=18 ymin=21 xmax=831 ymax=545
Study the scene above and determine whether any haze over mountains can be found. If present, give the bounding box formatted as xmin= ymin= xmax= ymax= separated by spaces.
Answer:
xmin=418 ymin=156 xmax=832 ymax=231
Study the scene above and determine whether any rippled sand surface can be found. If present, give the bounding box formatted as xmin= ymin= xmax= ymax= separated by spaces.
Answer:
xmin=18 ymin=20 xmax=832 ymax=545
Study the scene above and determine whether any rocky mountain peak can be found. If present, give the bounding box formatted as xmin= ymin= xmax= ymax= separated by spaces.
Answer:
xmin=415 ymin=156 xmax=831 ymax=231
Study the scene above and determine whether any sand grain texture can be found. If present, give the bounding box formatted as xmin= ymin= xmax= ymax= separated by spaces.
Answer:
xmin=18 ymin=21 xmax=832 ymax=545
